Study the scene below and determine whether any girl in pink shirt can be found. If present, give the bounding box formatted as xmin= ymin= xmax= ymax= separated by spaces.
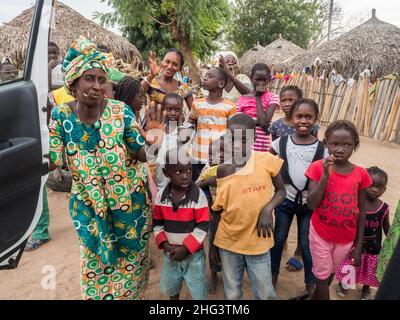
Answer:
xmin=237 ymin=63 xmax=280 ymax=152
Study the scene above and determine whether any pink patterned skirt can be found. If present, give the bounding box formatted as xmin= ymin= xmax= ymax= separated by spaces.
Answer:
xmin=336 ymin=253 xmax=380 ymax=288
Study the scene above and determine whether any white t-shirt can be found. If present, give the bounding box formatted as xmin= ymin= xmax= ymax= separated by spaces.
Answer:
xmin=154 ymin=123 xmax=194 ymax=189
xmin=271 ymin=135 xmax=328 ymax=203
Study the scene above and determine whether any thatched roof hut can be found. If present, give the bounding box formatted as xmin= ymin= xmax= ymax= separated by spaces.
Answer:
xmin=286 ymin=10 xmax=400 ymax=78
xmin=261 ymin=35 xmax=306 ymax=72
xmin=239 ymin=43 xmax=266 ymax=76
xmin=239 ymin=36 xmax=306 ymax=76
xmin=0 ymin=1 xmax=142 ymax=69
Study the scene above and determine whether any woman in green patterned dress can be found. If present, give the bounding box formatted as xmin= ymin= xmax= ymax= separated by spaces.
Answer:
xmin=49 ymin=36 xmax=163 ymax=300
xmin=377 ymin=200 xmax=400 ymax=281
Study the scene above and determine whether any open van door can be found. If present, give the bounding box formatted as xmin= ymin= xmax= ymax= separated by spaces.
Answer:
xmin=0 ymin=0 xmax=53 ymax=269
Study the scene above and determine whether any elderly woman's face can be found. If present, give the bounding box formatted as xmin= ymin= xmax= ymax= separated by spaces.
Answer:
xmin=74 ymin=68 xmax=107 ymax=106
xmin=224 ymin=55 xmax=238 ymax=73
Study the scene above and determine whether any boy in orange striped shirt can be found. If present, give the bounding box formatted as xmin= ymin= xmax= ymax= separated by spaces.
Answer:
xmin=189 ymin=67 xmax=236 ymax=181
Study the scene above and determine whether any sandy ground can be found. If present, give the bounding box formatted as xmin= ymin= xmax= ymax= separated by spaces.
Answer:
xmin=0 ymin=125 xmax=399 ymax=300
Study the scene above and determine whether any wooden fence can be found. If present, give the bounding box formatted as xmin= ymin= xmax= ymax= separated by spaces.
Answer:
xmin=269 ymin=74 xmax=400 ymax=144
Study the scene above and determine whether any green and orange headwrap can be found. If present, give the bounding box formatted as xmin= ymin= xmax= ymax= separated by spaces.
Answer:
xmin=63 ymin=35 xmax=113 ymax=95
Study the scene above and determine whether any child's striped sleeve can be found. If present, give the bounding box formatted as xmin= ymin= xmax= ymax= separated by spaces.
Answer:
xmin=183 ymin=190 xmax=209 ymax=253
xmin=153 ymin=203 xmax=167 ymax=249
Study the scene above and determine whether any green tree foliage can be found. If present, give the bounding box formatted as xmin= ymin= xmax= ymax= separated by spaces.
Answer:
xmin=96 ymin=0 xmax=231 ymax=83
xmin=229 ymin=0 xmax=322 ymax=56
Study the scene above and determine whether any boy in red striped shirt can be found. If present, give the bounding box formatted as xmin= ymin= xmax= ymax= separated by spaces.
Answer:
xmin=153 ymin=148 xmax=209 ymax=300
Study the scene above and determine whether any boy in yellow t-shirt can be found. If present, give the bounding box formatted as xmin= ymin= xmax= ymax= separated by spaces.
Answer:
xmin=210 ymin=113 xmax=286 ymax=300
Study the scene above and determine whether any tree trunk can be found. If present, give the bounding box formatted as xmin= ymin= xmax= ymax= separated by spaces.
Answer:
xmin=171 ymin=21 xmax=201 ymax=85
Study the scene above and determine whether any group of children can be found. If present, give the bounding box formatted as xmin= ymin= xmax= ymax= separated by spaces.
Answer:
xmin=137 ymin=60 xmax=396 ymax=301
xmin=39 ymin=40 xmax=396 ymax=300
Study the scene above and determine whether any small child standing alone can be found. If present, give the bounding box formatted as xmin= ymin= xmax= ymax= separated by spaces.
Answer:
xmin=153 ymin=148 xmax=209 ymax=300
xmin=305 ymin=120 xmax=372 ymax=300
xmin=210 ymin=114 xmax=286 ymax=300
xmin=336 ymin=166 xmax=390 ymax=300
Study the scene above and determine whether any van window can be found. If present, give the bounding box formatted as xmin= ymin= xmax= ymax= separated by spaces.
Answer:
xmin=0 ymin=1 xmax=37 ymax=84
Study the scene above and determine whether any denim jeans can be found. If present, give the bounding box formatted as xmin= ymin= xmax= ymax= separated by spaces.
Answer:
xmin=270 ymin=198 xmax=315 ymax=284
xmin=160 ymin=249 xmax=207 ymax=300
xmin=219 ymin=248 xmax=276 ymax=300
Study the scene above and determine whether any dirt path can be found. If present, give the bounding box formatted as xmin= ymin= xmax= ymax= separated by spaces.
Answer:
xmin=1 ymin=129 xmax=399 ymax=300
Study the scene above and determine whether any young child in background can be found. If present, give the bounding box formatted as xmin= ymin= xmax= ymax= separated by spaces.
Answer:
xmin=210 ymin=113 xmax=286 ymax=300
xmin=154 ymin=93 xmax=193 ymax=189
xmin=189 ymin=67 xmax=236 ymax=182
xmin=237 ymin=63 xmax=280 ymax=152
xmin=196 ymin=136 xmax=227 ymax=295
xmin=269 ymin=99 xmax=327 ymax=297
xmin=197 ymin=136 xmax=226 ymax=205
xmin=153 ymin=148 xmax=209 ymax=300
xmin=0 ymin=61 xmax=18 ymax=82
xmin=114 ymin=77 xmax=158 ymax=200
xmin=306 ymin=120 xmax=372 ymax=300
xmin=336 ymin=166 xmax=390 ymax=300
xmin=269 ymin=86 xmax=320 ymax=142
xmin=114 ymin=76 xmax=145 ymax=122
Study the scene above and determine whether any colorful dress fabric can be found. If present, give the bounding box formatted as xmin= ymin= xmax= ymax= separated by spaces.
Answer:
xmin=80 ymin=243 xmax=149 ymax=300
xmin=49 ymin=99 xmax=152 ymax=300
xmin=62 ymin=35 xmax=113 ymax=95
xmin=377 ymin=200 xmax=400 ymax=281
xmin=148 ymin=78 xmax=192 ymax=105
xmin=336 ymin=202 xmax=389 ymax=287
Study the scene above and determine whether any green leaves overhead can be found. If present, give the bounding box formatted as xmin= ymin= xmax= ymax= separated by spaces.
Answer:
xmin=229 ymin=0 xmax=322 ymax=56
xmin=96 ymin=0 xmax=231 ymax=60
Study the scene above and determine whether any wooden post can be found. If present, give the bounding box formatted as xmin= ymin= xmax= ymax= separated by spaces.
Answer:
xmin=382 ymin=85 xmax=400 ymax=140
xmin=328 ymin=0 xmax=334 ymax=41
xmin=389 ymin=89 xmax=400 ymax=142
xmin=371 ymin=80 xmax=390 ymax=137
xmin=375 ymin=80 xmax=396 ymax=140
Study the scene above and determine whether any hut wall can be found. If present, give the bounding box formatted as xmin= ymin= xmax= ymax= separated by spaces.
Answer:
xmin=268 ymin=73 xmax=400 ymax=144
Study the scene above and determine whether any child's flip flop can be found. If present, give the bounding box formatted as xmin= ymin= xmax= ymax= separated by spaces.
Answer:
xmin=286 ymin=257 xmax=303 ymax=272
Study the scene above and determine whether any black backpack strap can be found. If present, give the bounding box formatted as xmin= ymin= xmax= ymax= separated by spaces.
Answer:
xmin=313 ymin=140 xmax=325 ymax=162
xmin=282 ymin=137 xmax=325 ymax=215
xmin=304 ymin=140 xmax=325 ymax=191
xmin=279 ymin=135 xmax=293 ymax=186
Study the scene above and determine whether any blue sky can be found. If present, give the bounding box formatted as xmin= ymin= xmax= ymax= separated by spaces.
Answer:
xmin=1 ymin=0 xmax=399 ymax=33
